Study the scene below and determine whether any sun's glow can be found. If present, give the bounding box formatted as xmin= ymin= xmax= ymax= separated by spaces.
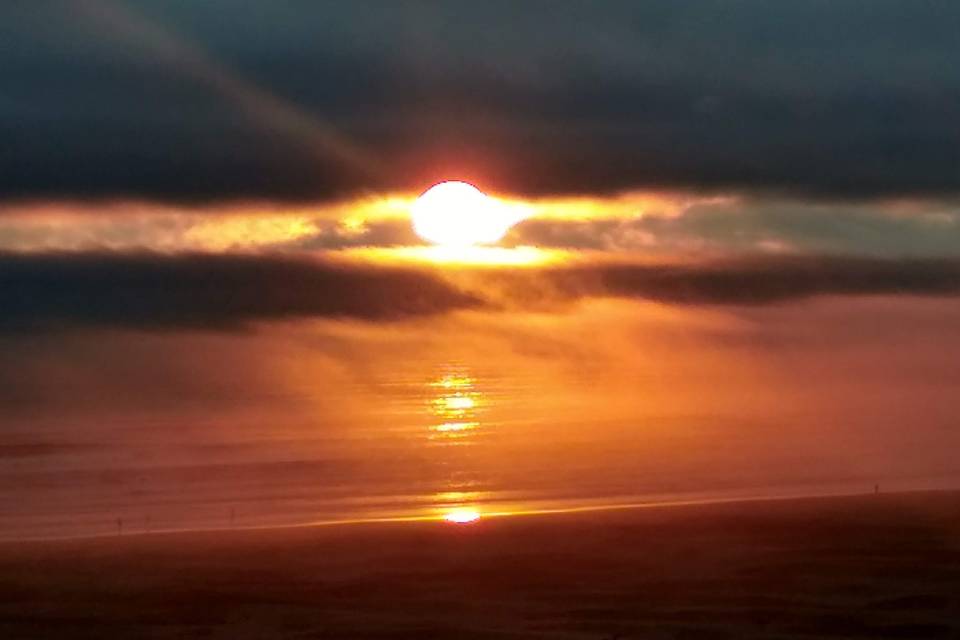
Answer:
xmin=0 ymin=190 xmax=740 ymax=255
xmin=411 ymin=181 xmax=523 ymax=247
xmin=341 ymin=245 xmax=562 ymax=267
xmin=443 ymin=508 xmax=481 ymax=524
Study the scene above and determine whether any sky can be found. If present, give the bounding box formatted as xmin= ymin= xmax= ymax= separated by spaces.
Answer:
xmin=2 ymin=1 xmax=960 ymax=537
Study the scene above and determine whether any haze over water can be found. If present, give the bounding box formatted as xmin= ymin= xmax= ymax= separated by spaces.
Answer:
xmin=5 ymin=309 xmax=960 ymax=542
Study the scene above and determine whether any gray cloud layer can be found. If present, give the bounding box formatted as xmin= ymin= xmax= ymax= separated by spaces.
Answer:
xmin=507 ymin=199 xmax=960 ymax=257
xmin=2 ymin=1 xmax=960 ymax=203
xmin=5 ymin=251 xmax=960 ymax=332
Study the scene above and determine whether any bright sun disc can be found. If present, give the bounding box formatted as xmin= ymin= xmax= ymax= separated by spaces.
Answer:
xmin=411 ymin=181 xmax=517 ymax=247
xmin=443 ymin=508 xmax=481 ymax=524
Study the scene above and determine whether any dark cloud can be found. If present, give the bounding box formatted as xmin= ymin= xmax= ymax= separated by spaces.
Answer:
xmin=531 ymin=256 xmax=960 ymax=306
xmin=5 ymin=252 xmax=960 ymax=334
xmin=0 ymin=252 xmax=480 ymax=331
xmin=2 ymin=1 xmax=960 ymax=204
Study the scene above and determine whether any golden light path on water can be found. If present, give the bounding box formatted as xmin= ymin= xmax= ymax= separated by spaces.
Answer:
xmin=443 ymin=508 xmax=482 ymax=524
xmin=425 ymin=366 xmax=489 ymax=522
xmin=428 ymin=369 xmax=482 ymax=443
xmin=416 ymin=365 xmax=898 ymax=527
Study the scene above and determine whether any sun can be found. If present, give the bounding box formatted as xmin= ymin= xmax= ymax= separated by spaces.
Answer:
xmin=411 ymin=181 xmax=518 ymax=247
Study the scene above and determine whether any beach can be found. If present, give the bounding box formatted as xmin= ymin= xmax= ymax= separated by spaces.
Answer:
xmin=1 ymin=490 xmax=958 ymax=639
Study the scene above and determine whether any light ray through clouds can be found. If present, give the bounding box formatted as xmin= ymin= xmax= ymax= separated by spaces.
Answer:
xmin=72 ymin=0 xmax=379 ymax=179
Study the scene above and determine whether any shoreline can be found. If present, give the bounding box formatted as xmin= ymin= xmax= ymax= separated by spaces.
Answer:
xmin=2 ymin=488 xmax=958 ymax=638
xmin=3 ymin=485 xmax=956 ymax=547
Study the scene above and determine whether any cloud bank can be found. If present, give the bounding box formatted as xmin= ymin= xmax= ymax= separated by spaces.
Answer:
xmin=5 ymin=251 xmax=960 ymax=332
xmin=535 ymin=257 xmax=960 ymax=306
xmin=0 ymin=252 xmax=480 ymax=331
xmin=3 ymin=1 xmax=960 ymax=203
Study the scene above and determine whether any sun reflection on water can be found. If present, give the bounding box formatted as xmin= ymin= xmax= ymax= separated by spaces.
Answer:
xmin=426 ymin=366 xmax=491 ymax=521
xmin=443 ymin=508 xmax=481 ymax=524
xmin=433 ymin=421 xmax=480 ymax=433
xmin=427 ymin=368 xmax=485 ymax=443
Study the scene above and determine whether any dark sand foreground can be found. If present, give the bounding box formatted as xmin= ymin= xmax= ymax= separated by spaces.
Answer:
xmin=1 ymin=492 xmax=959 ymax=639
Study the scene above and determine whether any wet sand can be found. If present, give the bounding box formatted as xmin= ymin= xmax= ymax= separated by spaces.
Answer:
xmin=1 ymin=491 xmax=959 ymax=639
